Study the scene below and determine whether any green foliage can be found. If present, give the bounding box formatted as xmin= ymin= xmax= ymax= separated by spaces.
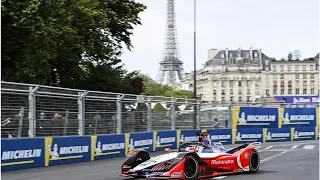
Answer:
xmin=139 ymin=74 xmax=193 ymax=98
xmin=288 ymin=52 xmax=293 ymax=61
xmin=153 ymin=103 xmax=165 ymax=112
xmin=2 ymin=0 xmax=146 ymax=94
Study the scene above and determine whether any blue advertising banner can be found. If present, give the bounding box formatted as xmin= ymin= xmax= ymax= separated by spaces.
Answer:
xmin=176 ymin=129 xmax=200 ymax=147
xmin=125 ymin=132 xmax=153 ymax=154
xmin=1 ymin=138 xmax=45 ymax=171
xmin=45 ymin=136 xmax=91 ymax=166
xmin=279 ymin=108 xmax=316 ymax=128
xmin=232 ymin=128 xmax=263 ymax=144
xmin=153 ymin=130 xmax=176 ymax=151
xmin=91 ymin=134 xmax=125 ymax=161
xmin=206 ymin=128 xmax=232 ymax=145
xmin=291 ymin=127 xmax=316 ymax=141
xmin=274 ymin=96 xmax=319 ymax=105
xmin=262 ymin=128 xmax=291 ymax=143
xmin=232 ymin=106 xmax=278 ymax=129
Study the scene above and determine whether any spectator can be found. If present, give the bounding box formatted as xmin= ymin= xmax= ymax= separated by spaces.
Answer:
xmin=225 ymin=120 xmax=229 ymax=128
xmin=36 ymin=112 xmax=47 ymax=137
xmin=212 ymin=118 xmax=220 ymax=128
xmin=1 ymin=118 xmax=15 ymax=138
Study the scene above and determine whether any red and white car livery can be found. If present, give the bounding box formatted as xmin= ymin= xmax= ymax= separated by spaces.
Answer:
xmin=121 ymin=132 xmax=261 ymax=179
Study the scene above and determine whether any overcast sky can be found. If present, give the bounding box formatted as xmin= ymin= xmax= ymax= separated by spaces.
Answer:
xmin=120 ymin=0 xmax=319 ymax=80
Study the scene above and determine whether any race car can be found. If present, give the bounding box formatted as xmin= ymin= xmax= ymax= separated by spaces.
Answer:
xmin=121 ymin=132 xmax=261 ymax=179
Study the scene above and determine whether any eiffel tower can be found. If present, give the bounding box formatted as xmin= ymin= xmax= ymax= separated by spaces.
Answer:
xmin=157 ymin=0 xmax=184 ymax=85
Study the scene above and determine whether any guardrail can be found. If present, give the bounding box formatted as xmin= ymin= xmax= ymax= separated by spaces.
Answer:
xmin=2 ymin=126 xmax=319 ymax=172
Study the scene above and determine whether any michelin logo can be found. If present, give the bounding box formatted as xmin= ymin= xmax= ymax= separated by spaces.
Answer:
xmin=211 ymin=135 xmax=231 ymax=140
xmin=48 ymin=143 xmax=89 ymax=158
xmin=237 ymin=111 xmax=276 ymax=124
xmin=283 ymin=112 xmax=314 ymax=123
xmin=2 ymin=149 xmax=42 ymax=160
xmin=95 ymin=141 xmax=124 ymax=154
xmin=235 ymin=132 xmax=262 ymax=141
xmin=294 ymin=131 xmax=315 ymax=139
xmin=156 ymin=136 xmax=175 ymax=147
xmin=128 ymin=138 xmax=153 ymax=149
xmin=266 ymin=132 xmax=290 ymax=140
xmin=180 ymin=134 xmax=198 ymax=142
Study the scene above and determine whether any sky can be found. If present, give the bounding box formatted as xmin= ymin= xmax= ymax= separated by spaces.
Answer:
xmin=121 ymin=0 xmax=319 ymax=80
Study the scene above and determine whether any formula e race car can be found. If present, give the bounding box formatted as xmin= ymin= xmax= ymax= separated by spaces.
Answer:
xmin=121 ymin=132 xmax=261 ymax=179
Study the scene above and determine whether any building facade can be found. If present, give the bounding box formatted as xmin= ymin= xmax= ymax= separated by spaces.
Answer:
xmin=179 ymin=48 xmax=319 ymax=103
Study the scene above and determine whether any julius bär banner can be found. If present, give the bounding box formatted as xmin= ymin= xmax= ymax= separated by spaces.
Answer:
xmin=1 ymin=138 xmax=45 ymax=171
xmin=91 ymin=134 xmax=125 ymax=161
xmin=45 ymin=136 xmax=91 ymax=166
xmin=232 ymin=106 xmax=278 ymax=129
xmin=278 ymin=108 xmax=316 ymax=128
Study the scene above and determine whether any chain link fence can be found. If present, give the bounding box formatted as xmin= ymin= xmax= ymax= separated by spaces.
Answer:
xmin=5 ymin=81 xmax=314 ymax=138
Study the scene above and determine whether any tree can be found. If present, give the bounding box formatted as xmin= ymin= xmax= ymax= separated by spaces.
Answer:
xmin=2 ymin=0 xmax=146 ymax=94
xmin=288 ymin=52 xmax=293 ymax=61
xmin=139 ymin=74 xmax=193 ymax=99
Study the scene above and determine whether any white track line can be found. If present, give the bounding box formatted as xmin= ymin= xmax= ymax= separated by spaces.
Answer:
xmin=261 ymin=151 xmax=288 ymax=163
xmin=264 ymin=146 xmax=273 ymax=149
xmin=302 ymin=145 xmax=315 ymax=150
xmin=291 ymin=145 xmax=299 ymax=149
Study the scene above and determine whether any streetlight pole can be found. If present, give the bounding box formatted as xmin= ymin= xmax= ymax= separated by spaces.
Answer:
xmin=193 ymin=0 xmax=197 ymax=129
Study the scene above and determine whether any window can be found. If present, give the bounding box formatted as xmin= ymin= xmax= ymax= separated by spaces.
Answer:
xmin=288 ymin=89 xmax=292 ymax=94
xmin=303 ymin=74 xmax=306 ymax=79
xmin=266 ymin=89 xmax=270 ymax=96
xmin=229 ymin=53 xmax=233 ymax=58
xmin=247 ymin=89 xmax=250 ymax=95
xmin=213 ymin=90 xmax=216 ymax=95
xmin=295 ymin=65 xmax=299 ymax=71
xmin=281 ymin=82 xmax=284 ymax=87
xmin=229 ymin=83 xmax=233 ymax=88
xmin=280 ymin=65 xmax=284 ymax=72
xmin=221 ymin=89 xmax=225 ymax=95
xmin=288 ymin=65 xmax=291 ymax=72
xmin=221 ymin=82 xmax=225 ymax=88
xmin=213 ymin=97 xmax=216 ymax=101
xmin=281 ymin=89 xmax=284 ymax=94
xmin=311 ymin=88 xmax=315 ymax=94
xmin=273 ymin=88 xmax=277 ymax=94
xmin=221 ymin=97 xmax=225 ymax=101
xmin=273 ymin=75 xmax=277 ymax=80
xmin=238 ymin=81 xmax=242 ymax=87
xmin=310 ymin=65 xmax=314 ymax=71
xmin=238 ymin=97 xmax=242 ymax=102
xmin=221 ymin=53 xmax=225 ymax=58
xmin=295 ymin=74 xmax=299 ymax=79
xmin=303 ymin=89 xmax=307 ymax=94
xmin=230 ymin=89 xmax=233 ymax=95
xmin=230 ymin=96 xmax=233 ymax=101
xmin=246 ymin=96 xmax=250 ymax=102
xmin=296 ymin=88 xmax=299 ymax=94
xmin=281 ymin=74 xmax=284 ymax=79
xmin=310 ymin=74 xmax=314 ymax=79
xmin=246 ymin=53 xmax=249 ymax=58
xmin=254 ymin=52 xmax=258 ymax=58
xmin=302 ymin=65 xmax=306 ymax=72
xmin=288 ymin=81 xmax=292 ymax=87
xmin=273 ymin=66 xmax=276 ymax=72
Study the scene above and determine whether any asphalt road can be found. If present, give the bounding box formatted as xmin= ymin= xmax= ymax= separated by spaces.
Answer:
xmin=2 ymin=140 xmax=319 ymax=180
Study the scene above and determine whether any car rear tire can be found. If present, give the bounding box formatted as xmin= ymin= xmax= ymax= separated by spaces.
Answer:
xmin=133 ymin=152 xmax=150 ymax=168
xmin=183 ymin=155 xmax=198 ymax=180
xmin=249 ymin=149 xmax=260 ymax=173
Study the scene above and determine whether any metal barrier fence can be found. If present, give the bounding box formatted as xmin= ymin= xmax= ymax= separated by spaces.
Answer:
xmin=1 ymin=81 xmax=234 ymax=138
